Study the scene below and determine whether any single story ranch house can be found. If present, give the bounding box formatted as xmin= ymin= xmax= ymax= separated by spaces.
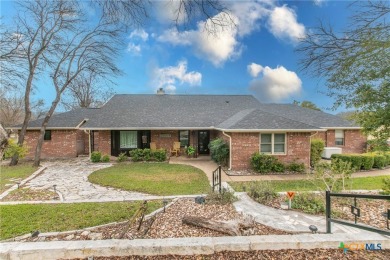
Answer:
xmin=12 ymin=92 xmax=366 ymax=170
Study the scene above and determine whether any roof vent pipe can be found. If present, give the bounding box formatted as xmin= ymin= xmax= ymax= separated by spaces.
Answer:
xmin=157 ymin=88 xmax=165 ymax=95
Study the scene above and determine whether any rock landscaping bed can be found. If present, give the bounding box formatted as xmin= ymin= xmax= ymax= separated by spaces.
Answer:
xmin=8 ymin=198 xmax=291 ymax=242
xmin=1 ymin=187 xmax=58 ymax=201
xmin=262 ymin=191 xmax=389 ymax=230
xmin=68 ymin=249 xmax=390 ymax=260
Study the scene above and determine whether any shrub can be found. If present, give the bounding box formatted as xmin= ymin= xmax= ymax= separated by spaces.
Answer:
xmin=206 ymin=189 xmax=237 ymax=205
xmin=367 ymin=139 xmax=389 ymax=152
xmin=208 ymin=138 xmax=229 ymax=165
xmin=291 ymin=193 xmax=325 ymax=214
xmin=130 ymin=149 xmax=144 ymax=162
xmin=372 ymin=154 xmax=386 ymax=169
xmin=186 ymin=146 xmax=196 ymax=157
xmin=272 ymin=162 xmax=285 ymax=173
xmin=247 ymin=181 xmax=277 ymax=204
xmin=91 ymin=151 xmax=102 ymax=163
xmin=385 ymin=153 xmax=390 ymax=166
xmin=3 ymin=139 xmax=28 ymax=159
xmin=287 ymin=161 xmax=306 ymax=173
xmin=360 ymin=155 xmax=374 ymax=170
xmin=331 ymin=154 xmax=362 ymax=170
xmin=250 ymin=152 xmax=278 ymax=174
xmin=153 ymin=149 xmax=167 ymax=162
xmin=117 ymin=152 xmax=128 ymax=162
xmin=381 ymin=178 xmax=390 ymax=195
xmin=310 ymin=139 xmax=325 ymax=167
xmin=143 ymin=149 xmax=152 ymax=161
xmin=101 ymin=155 xmax=110 ymax=162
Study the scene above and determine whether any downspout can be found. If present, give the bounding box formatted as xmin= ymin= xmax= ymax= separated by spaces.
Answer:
xmin=222 ymin=131 xmax=232 ymax=170
xmin=84 ymin=129 xmax=91 ymax=159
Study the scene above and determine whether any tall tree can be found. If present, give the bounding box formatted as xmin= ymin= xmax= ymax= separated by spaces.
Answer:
xmin=293 ymin=100 xmax=321 ymax=111
xmin=61 ymin=72 xmax=115 ymax=110
xmin=297 ymin=1 xmax=390 ymax=143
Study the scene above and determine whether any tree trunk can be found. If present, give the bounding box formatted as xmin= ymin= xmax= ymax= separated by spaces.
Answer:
xmin=182 ymin=216 xmax=255 ymax=236
xmin=33 ymin=94 xmax=61 ymax=167
xmin=0 ymin=123 xmax=9 ymax=158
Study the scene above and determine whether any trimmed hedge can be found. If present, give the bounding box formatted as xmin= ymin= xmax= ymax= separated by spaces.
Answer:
xmin=310 ymin=139 xmax=325 ymax=167
xmin=250 ymin=152 xmax=306 ymax=174
xmin=331 ymin=152 xmax=390 ymax=171
xmin=129 ymin=148 xmax=167 ymax=162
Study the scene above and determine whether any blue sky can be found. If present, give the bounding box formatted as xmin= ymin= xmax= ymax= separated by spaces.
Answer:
xmin=1 ymin=0 xmax=353 ymax=113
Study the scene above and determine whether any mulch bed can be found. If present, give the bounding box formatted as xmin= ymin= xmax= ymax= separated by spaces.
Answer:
xmin=1 ymin=187 xmax=59 ymax=201
xmin=19 ymin=198 xmax=291 ymax=243
xmin=68 ymin=249 xmax=390 ymax=260
xmin=225 ymin=169 xmax=305 ymax=176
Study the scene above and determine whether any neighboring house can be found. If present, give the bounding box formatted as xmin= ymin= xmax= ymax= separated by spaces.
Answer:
xmin=9 ymin=92 xmax=366 ymax=170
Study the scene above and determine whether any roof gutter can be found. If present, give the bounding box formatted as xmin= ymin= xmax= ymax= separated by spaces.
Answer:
xmin=320 ymin=127 xmax=362 ymax=130
xmin=215 ymin=128 xmax=326 ymax=133
xmin=222 ymin=131 xmax=232 ymax=171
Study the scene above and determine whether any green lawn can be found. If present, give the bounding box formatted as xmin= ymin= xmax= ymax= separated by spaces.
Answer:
xmin=0 ymin=164 xmax=37 ymax=193
xmin=0 ymin=200 xmax=161 ymax=240
xmin=88 ymin=163 xmax=210 ymax=196
xmin=229 ymin=175 xmax=389 ymax=192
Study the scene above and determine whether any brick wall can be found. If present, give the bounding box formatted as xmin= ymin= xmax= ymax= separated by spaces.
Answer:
xmin=94 ymin=130 xmax=111 ymax=155
xmin=24 ymin=130 xmax=78 ymax=158
xmin=312 ymin=129 xmax=366 ymax=154
xmin=151 ymin=130 xmax=179 ymax=151
xmin=229 ymin=132 xmax=311 ymax=170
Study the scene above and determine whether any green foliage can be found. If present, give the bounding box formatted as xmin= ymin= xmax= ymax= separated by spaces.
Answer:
xmin=311 ymin=159 xmax=353 ymax=192
xmin=4 ymin=139 xmax=28 ymax=160
xmin=152 ymin=149 xmax=167 ymax=162
xmin=101 ymin=155 xmax=110 ymax=162
xmin=143 ymin=149 xmax=152 ymax=161
xmin=208 ymin=138 xmax=229 ymax=165
xmin=250 ymin=152 xmax=278 ymax=174
xmin=287 ymin=161 xmax=306 ymax=173
xmin=129 ymin=149 xmax=143 ymax=162
xmin=372 ymin=154 xmax=386 ymax=169
xmin=90 ymin=151 xmax=102 ymax=163
xmin=206 ymin=189 xmax=237 ymax=205
xmin=291 ymin=193 xmax=325 ymax=214
xmin=186 ymin=146 xmax=196 ymax=156
xmin=310 ymin=139 xmax=325 ymax=167
xmin=360 ymin=155 xmax=374 ymax=170
xmin=381 ymin=178 xmax=390 ymax=195
xmin=247 ymin=181 xmax=277 ymax=204
xmin=117 ymin=152 xmax=128 ymax=162
xmin=367 ymin=139 xmax=390 ymax=152
xmin=272 ymin=162 xmax=285 ymax=173
xmin=293 ymin=100 xmax=321 ymax=111
xmin=331 ymin=154 xmax=362 ymax=170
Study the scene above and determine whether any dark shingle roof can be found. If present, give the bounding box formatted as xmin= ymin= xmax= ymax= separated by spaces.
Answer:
xmin=16 ymin=94 xmax=359 ymax=131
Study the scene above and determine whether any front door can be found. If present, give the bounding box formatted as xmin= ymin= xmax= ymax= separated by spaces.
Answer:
xmin=198 ymin=130 xmax=210 ymax=154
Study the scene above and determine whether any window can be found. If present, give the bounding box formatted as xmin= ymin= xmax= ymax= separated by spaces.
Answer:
xmin=44 ymin=130 xmax=51 ymax=141
xmin=335 ymin=130 xmax=344 ymax=146
xmin=260 ymin=133 xmax=286 ymax=154
xmin=120 ymin=131 xmax=137 ymax=149
xmin=179 ymin=130 xmax=190 ymax=147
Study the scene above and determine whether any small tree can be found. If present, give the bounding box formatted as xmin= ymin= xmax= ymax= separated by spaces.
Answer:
xmin=209 ymin=138 xmax=229 ymax=166
xmin=310 ymin=160 xmax=352 ymax=192
xmin=310 ymin=139 xmax=325 ymax=167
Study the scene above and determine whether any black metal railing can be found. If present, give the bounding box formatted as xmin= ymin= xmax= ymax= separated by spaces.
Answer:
xmin=326 ymin=191 xmax=390 ymax=236
xmin=212 ymin=165 xmax=222 ymax=193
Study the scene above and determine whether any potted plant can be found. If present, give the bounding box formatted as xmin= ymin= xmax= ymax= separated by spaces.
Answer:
xmin=186 ymin=146 xmax=196 ymax=158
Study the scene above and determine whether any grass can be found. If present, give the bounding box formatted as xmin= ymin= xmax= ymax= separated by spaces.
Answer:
xmin=229 ymin=175 xmax=389 ymax=192
xmin=0 ymin=200 xmax=161 ymax=240
xmin=0 ymin=164 xmax=37 ymax=193
xmin=88 ymin=163 xmax=210 ymax=196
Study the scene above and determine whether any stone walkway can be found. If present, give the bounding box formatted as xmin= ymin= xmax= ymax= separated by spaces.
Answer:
xmin=233 ymin=192 xmax=376 ymax=235
xmin=20 ymin=158 xmax=167 ymax=202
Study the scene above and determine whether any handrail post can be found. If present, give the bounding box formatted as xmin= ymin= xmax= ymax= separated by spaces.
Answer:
xmin=326 ymin=190 xmax=331 ymax=233
xmin=218 ymin=165 xmax=221 ymax=193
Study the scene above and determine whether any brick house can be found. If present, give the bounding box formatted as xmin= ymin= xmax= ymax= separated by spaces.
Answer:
xmin=12 ymin=93 xmax=366 ymax=170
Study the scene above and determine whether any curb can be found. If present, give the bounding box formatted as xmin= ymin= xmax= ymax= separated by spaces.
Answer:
xmin=1 ymin=233 xmax=389 ymax=259
xmin=0 ymin=166 xmax=47 ymax=200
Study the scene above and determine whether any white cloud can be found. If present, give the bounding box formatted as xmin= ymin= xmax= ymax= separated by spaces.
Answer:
xmin=127 ymin=43 xmax=141 ymax=56
xmin=151 ymin=60 xmax=202 ymax=93
xmin=247 ymin=63 xmax=264 ymax=78
xmin=157 ymin=28 xmax=192 ymax=46
xmin=154 ymin=0 xmax=187 ymax=25
xmin=267 ymin=5 xmax=306 ymax=43
xmin=249 ymin=64 xmax=302 ymax=102
xmin=313 ymin=0 xmax=325 ymax=7
xmin=129 ymin=29 xmax=149 ymax=41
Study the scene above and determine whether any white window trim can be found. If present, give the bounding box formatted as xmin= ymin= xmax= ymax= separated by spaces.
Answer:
xmin=259 ymin=133 xmax=287 ymax=155
xmin=335 ymin=129 xmax=345 ymax=146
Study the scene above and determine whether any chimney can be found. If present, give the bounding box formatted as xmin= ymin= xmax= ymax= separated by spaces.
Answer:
xmin=156 ymin=88 xmax=165 ymax=95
